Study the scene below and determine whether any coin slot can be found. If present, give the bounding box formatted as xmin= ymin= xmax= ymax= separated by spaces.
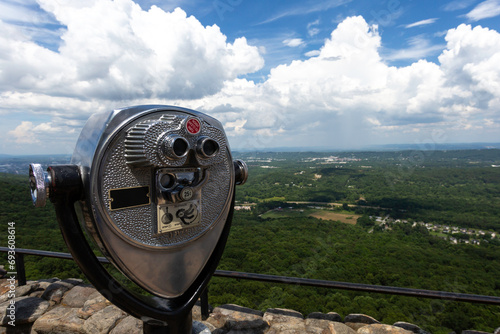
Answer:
xmin=109 ymin=186 xmax=150 ymax=210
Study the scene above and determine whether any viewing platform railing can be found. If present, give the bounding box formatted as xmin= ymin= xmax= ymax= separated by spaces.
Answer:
xmin=2 ymin=246 xmax=500 ymax=319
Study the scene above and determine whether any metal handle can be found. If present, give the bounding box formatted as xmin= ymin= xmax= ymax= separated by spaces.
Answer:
xmin=29 ymin=163 xmax=51 ymax=207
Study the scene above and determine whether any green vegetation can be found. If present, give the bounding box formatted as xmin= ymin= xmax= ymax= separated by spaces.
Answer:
xmin=236 ymin=150 xmax=500 ymax=231
xmin=0 ymin=172 xmax=84 ymax=279
xmin=210 ymin=211 xmax=500 ymax=333
xmin=260 ymin=207 xmax=359 ymax=224
xmin=1 ymin=149 xmax=500 ymax=333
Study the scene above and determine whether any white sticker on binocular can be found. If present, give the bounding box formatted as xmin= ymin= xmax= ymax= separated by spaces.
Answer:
xmin=157 ymin=201 xmax=201 ymax=234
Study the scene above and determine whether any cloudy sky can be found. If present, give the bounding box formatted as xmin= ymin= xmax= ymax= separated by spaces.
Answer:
xmin=1 ymin=0 xmax=500 ymax=154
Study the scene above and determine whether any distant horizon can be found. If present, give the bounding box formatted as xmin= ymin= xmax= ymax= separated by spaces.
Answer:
xmin=1 ymin=141 xmax=500 ymax=157
xmin=234 ymin=141 xmax=500 ymax=152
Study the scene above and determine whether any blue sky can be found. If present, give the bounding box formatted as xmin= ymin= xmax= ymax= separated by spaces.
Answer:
xmin=1 ymin=0 xmax=500 ymax=154
xmin=138 ymin=0 xmax=500 ymax=76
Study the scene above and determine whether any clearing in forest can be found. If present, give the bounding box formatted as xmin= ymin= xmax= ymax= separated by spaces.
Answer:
xmin=261 ymin=208 xmax=360 ymax=224
xmin=308 ymin=210 xmax=360 ymax=224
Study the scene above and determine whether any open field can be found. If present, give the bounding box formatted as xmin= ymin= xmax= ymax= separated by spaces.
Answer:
xmin=308 ymin=210 xmax=360 ymax=224
xmin=261 ymin=208 xmax=360 ymax=224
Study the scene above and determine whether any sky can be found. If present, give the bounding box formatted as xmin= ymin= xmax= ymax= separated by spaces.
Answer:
xmin=1 ymin=0 xmax=500 ymax=154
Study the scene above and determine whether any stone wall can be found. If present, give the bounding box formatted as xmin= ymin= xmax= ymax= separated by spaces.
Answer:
xmin=1 ymin=278 xmax=499 ymax=334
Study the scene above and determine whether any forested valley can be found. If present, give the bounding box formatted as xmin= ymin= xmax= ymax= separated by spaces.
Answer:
xmin=1 ymin=149 xmax=499 ymax=333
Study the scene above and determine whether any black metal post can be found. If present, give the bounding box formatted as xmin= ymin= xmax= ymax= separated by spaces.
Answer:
xmin=200 ymin=287 xmax=209 ymax=320
xmin=15 ymin=253 xmax=26 ymax=286
xmin=143 ymin=322 xmax=169 ymax=334
xmin=143 ymin=311 xmax=192 ymax=334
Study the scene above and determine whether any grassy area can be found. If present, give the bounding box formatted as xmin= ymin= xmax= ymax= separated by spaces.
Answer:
xmin=261 ymin=196 xmax=286 ymax=202
xmin=261 ymin=208 xmax=360 ymax=224
xmin=430 ymin=231 xmax=450 ymax=238
xmin=260 ymin=209 xmax=306 ymax=219
xmin=309 ymin=210 xmax=360 ymax=225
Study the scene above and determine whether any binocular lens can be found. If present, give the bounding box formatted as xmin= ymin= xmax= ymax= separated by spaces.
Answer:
xmin=203 ymin=139 xmax=218 ymax=156
xmin=172 ymin=137 xmax=189 ymax=157
xmin=161 ymin=135 xmax=189 ymax=160
xmin=159 ymin=173 xmax=175 ymax=189
xmin=197 ymin=137 xmax=219 ymax=158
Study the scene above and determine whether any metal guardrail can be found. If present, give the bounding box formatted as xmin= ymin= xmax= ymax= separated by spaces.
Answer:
xmin=213 ymin=270 xmax=500 ymax=305
xmin=2 ymin=246 xmax=500 ymax=319
xmin=0 ymin=247 xmax=109 ymax=286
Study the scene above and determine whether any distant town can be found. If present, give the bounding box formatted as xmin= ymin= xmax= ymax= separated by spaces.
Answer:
xmin=235 ymin=201 xmax=498 ymax=247
xmin=372 ymin=216 xmax=496 ymax=246
xmin=0 ymin=155 xmax=71 ymax=175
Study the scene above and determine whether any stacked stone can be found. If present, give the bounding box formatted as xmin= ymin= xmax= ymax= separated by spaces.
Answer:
xmin=1 ymin=279 xmax=499 ymax=334
xmin=0 ymin=278 xmax=141 ymax=334
xmin=202 ymin=305 xmax=430 ymax=334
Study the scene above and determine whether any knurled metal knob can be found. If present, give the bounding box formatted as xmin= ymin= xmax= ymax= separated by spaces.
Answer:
xmin=233 ymin=159 xmax=248 ymax=186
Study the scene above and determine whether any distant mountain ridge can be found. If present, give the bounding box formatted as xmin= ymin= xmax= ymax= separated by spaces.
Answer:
xmin=233 ymin=142 xmax=500 ymax=152
xmin=1 ymin=143 xmax=500 ymax=156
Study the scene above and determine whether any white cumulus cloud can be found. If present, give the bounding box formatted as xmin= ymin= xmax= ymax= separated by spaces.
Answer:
xmin=1 ymin=0 xmax=264 ymax=100
xmin=8 ymin=121 xmax=38 ymax=144
xmin=0 ymin=0 xmax=265 ymax=153
xmin=1 ymin=5 xmax=500 ymax=153
xmin=439 ymin=24 xmax=500 ymax=115
xmin=193 ymin=16 xmax=500 ymax=149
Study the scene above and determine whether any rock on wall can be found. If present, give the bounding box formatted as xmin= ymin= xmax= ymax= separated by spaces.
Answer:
xmin=0 ymin=278 xmax=498 ymax=334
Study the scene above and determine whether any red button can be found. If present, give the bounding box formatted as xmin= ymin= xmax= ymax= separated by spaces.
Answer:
xmin=186 ymin=118 xmax=201 ymax=134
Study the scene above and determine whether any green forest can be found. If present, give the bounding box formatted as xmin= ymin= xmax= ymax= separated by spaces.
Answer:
xmin=1 ymin=149 xmax=500 ymax=333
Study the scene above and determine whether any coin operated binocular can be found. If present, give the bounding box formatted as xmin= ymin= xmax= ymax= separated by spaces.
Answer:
xmin=29 ymin=105 xmax=248 ymax=333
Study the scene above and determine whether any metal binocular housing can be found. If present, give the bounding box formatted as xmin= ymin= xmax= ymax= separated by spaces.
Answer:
xmin=29 ymin=105 xmax=248 ymax=333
